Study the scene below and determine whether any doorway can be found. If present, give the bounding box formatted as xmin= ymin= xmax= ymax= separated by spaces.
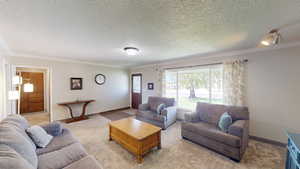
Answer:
xmin=131 ymin=74 xmax=142 ymax=109
xmin=16 ymin=67 xmax=50 ymax=125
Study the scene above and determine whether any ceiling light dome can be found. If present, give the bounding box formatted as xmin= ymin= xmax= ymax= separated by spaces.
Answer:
xmin=260 ymin=29 xmax=281 ymax=46
xmin=124 ymin=47 xmax=139 ymax=56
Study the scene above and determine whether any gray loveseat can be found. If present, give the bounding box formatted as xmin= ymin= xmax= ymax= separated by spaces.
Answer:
xmin=181 ymin=102 xmax=249 ymax=161
xmin=0 ymin=115 xmax=102 ymax=169
xmin=136 ymin=96 xmax=177 ymax=129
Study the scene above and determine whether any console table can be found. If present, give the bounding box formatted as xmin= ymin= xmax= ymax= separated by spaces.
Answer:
xmin=286 ymin=132 xmax=300 ymax=169
xmin=58 ymin=100 xmax=95 ymax=123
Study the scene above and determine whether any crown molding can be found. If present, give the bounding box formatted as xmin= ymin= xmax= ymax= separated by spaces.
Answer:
xmin=13 ymin=52 xmax=125 ymax=69
xmin=131 ymin=41 xmax=300 ymax=70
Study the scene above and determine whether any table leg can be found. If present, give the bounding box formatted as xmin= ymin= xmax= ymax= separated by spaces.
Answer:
xmin=109 ymin=125 xmax=112 ymax=141
xmin=81 ymin=102 xmax=90 ymax=118
xmin=137 ymin=155 xmax=143 ymax=164
xmin=65 ymin=105 xmax=74 ymax=118
xmin=158 ymin=131 xmax=161 ymax=149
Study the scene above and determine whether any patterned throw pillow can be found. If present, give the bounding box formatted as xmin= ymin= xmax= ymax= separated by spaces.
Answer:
xmin=218 ymin=112 xmax=232 ymax=132
xmin=156 ymin=103 xmax=166 ymax=114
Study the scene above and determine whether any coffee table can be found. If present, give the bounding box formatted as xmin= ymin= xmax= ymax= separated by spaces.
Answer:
xmin=109 ymin=118 xmax=161 ymax=163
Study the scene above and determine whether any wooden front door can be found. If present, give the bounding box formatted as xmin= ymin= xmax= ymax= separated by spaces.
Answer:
xmin=131 ymin=74 xmax=142 ymax=109
xmin=20 ymin=72 xmax=44 ymax=113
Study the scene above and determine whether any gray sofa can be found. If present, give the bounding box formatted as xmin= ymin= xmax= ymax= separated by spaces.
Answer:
xmin=136 ymin=96 xmax=177 ymax=130
xmin=0 ymin=115 xmax=102 ymax=169
xmin=181 ymin=102 xmax=249 ymax=161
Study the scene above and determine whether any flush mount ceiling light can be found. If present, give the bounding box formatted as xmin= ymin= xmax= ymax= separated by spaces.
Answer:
xmin=124 ymin=47 xmax=139 ymax=56
xmin=260 ymin=29 xmax=281 ymax=46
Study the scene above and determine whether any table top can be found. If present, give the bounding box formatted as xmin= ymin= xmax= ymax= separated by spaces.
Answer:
xmin=57 ymin=100 xmax=95 ymax=105
xmin=109 ymin=118 xmax=161 ymax=140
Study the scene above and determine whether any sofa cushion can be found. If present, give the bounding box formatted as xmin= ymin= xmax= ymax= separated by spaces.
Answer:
xmin=181 ymin=122 xmax=241 ymax=147
xmin=27 ymin=125 xmax=53 ymax=148
xmin=38 ymin=142 xmax=88 ymax=169
xmin=0 ymin=115 xmax=36 ymax=149
xmin=0 ymin=124 xmax=38 ymax=168
xmin=226 ymin=106 xmax=249 ymax=121
xmin=63 ymin=156 xmax=103 ymax=169
xmin=0 ymin=144 xmax=35 ymax=169
xmin=196 ymin=103 xmax=227 ymax=125
xmin=137 ymin=110 xmax=166 ymax=122
xmin=196 ymin=102 xmax=249 ymax=125
xmin=36 ymin=128 xmax=78 ymax=155
xmin=148 ymin=97 xmax=175 ymax=112
xmin=1 ymin=114 xmax=30 ymax=129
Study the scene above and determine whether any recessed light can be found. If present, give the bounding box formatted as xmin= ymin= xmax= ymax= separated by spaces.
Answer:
xmin=124 ymin=47 xmax=139 ymax=56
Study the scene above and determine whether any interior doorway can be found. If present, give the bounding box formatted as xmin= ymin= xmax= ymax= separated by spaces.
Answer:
xmin=131 ymin=74 xmax=142 ymax=109
xmin=16 ymin=67 xmax=50 ymax=125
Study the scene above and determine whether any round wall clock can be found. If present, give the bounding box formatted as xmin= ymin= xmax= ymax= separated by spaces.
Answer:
xmin=95 ymin=74 xmax=106 ymax=85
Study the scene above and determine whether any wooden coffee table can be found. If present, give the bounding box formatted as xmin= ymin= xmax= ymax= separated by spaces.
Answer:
xmin=109 ymin=118 xmax=161 ymax=163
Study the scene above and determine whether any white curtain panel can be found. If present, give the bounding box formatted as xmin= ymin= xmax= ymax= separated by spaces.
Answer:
xmin=223 ymin=60 xmax=246 ymax=106
xmin=157 ymin=66 xmax=166 ymax=97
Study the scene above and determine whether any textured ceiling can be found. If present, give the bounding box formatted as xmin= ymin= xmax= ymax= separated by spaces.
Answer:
xmin=0 ymin=0 xmax=300 ymax=67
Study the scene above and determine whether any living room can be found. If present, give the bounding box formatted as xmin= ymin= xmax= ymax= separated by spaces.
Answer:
xmin=0 ymin=1 xmax=300 ymax=169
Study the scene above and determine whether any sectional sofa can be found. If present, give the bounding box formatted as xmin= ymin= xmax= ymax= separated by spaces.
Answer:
xmin=0 ymin=115 xmax=102 ymax=169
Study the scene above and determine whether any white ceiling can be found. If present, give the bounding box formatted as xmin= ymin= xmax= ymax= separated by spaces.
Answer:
xmin=0 ymin=0 xmax=300 ymax=67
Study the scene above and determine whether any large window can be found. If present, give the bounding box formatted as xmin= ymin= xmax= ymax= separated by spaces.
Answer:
xmin=164 ymin=64 xmax=223 ymax=110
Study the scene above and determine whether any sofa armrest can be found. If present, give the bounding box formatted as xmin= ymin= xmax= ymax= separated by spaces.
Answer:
xmin=41 ymin=122 xmax=63 ymax=136
xmin=184 ymin=112 xmax=199 ymax=123
xmin=161 ymin=106 xmax=176 ymax=120
xmin=138 ymin=103 xmax=149 ymax=111
xmin=228 ymin=120 xmax=248 ymax=138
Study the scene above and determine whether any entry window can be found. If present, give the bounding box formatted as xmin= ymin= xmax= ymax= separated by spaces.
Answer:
xmin=132 ymin=76 xmax=141 ymax=93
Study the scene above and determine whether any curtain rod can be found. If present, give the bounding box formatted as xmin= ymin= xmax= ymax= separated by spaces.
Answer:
xmin=164 ymin=59 xmax=248 ymax=70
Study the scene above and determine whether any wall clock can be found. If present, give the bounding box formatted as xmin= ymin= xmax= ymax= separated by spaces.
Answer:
xmin=95 ymin=74 xmax=106 ymax=85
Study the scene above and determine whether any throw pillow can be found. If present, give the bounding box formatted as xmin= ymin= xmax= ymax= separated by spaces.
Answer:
xmin=218 ymin=112 xmax=232 ymax=132
xmin=26 ymin=125 xmax=53 ymax=148
xmin=156 ymin=103 xmax=166 ymax=114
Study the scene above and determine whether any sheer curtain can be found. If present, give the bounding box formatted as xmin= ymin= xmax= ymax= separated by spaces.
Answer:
xmin=223 ymin=60 xmax=246 ymax=106
xmin=157 ymin=66 xmax=166 ymax=97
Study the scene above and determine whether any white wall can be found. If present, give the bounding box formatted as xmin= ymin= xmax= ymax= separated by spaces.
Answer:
xmin=130 ymin=45 xmax=300 ymax=143
xmin=7 ymin=56 xmax=130 ymax=121
xmin=0 ymin=54 xmax=5 ymax=120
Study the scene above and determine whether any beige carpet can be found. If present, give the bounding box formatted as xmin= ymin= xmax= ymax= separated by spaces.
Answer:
xmin=64 ymin=115 xmax=285 ymax=169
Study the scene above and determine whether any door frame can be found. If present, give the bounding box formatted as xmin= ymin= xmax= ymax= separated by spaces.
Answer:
xmin=11 ymin=65 xmax=52 ymax=122
xmin=131 ymin=73 xmax=142 ymax=109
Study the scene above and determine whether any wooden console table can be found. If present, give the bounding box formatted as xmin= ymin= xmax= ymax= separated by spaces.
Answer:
xmin=58 ymin=100 xmax=95 ymax=123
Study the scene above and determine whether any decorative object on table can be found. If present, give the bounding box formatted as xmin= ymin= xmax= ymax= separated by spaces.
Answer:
xmin=57 ymin=100 xmax=95 ymax=123
xmin=26 ymin=125 xmax=53 ymax=148
xmin=147 ymin=83 xmax=154 ymax=90
xmin=109 ymin=118 xmax=161 ymax=163
xmin=286 ymin=132 xmax=300 ymax=169
xmin=70 ymin=78 xmax=82 ymax=90
xmin=95 ymin=74 xmax=106 ymax=85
